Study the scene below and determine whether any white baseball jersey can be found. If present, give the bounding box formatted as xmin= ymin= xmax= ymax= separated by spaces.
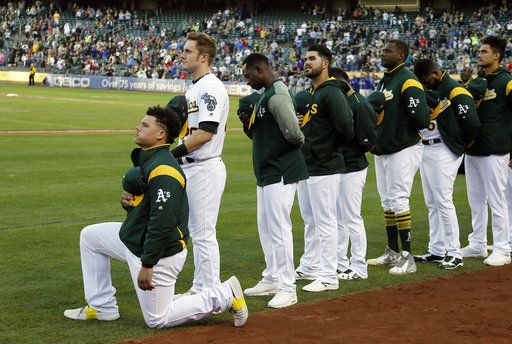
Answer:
xmin=183 ymin=73 xmax=229 ymax=161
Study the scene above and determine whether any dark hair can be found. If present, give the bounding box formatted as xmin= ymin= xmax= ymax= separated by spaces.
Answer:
xmin=329 ymin=67 xmax=349 ymax=81
xmin=146 ymin=106 xmax=181 ymax=144
xmin=482 ymin=36 xmax=506 ymax=62
xmin=242 ymin=53 xmax=270 ymax=68
xmin=413 ymin=58 xmax=436 ymax=80
xmin=387 ymin=39 xmax=409 ymax=59
xmin=307 ymin=44 xmax=333 ymax=66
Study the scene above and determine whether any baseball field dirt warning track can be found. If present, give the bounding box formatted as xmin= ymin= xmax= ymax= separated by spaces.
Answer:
xmin=124 ymin=265 xmax=512 ymax=344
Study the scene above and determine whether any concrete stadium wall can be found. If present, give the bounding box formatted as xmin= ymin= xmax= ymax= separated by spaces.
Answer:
xmin=0 ymin=71 xmax=47 ymax=83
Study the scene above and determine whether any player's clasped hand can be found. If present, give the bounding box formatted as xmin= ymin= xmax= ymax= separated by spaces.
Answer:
xmin=237 ymin=109 xmax=249 ymax=124
xmin=121 ymin=191 xmax=134 ymax=208
xmin=137 ymin=267 xmax=154 ymax=291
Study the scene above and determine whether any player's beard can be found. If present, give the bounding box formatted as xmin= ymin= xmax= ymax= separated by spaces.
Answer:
xmin=304 ymin=65 xmax=322 ymax=78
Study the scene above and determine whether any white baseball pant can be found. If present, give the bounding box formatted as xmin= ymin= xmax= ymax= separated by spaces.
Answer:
xmin=79 ymin=222 xmax=232 ymax=328
xmin=336 ymin=168 xmax=368 ymax=278
xmin=506 ymin=166 xmax=512 ymax=250
xmin=375 ymin=144 xmax=423 ymax=214
xmin=306 ymin=174 xmax=341 ymax=284
xmin=420 ymin=143 xmax=463 ymax=258
xmin=181 ymin=157 xmax=226 ymax=293
xmin=465 ymin=154 xmax=510 ymax=255
xmin=256 ymin=180 xmax=297 ymax=292
xmin=296 ymin=180 xmax=319 ymax=276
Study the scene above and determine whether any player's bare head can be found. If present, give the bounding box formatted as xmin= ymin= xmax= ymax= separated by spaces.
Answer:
xmin=381 ymin=40 xmax=409 ymax=69
xmin=479 ymin=36 xmax=506 ymax=68
xmin=305 ymin=45 xmax=332 ymax=78
xmin=183 ymin=32 xmax=217 ymax=67
xmin=242 ymin=53 xmax=271 ymax=90
xmin=459 ymin=67 xmax=474 ymax=83
xmin=146 ymin=106 xmax=181 ymax=144
xmin=329 ymin=67 xmax=349 ymax=83
xmin=414 ymin=58 xmax=441 ymax=88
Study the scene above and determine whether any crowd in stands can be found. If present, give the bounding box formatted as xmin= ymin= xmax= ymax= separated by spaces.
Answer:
xmin=1 ymin=1 xmax=512 ymax=89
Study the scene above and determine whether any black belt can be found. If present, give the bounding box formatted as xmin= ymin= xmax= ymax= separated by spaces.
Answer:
xmin=177 ymin=157 xmax=195 ymax=165
xmin=422 ymin=138 xmax=442 ymax=145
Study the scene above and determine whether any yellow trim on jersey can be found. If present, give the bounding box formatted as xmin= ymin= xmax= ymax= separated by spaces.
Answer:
xmin=142 ymin=144 xmax=171 ymax=151
xmin=300 ymin=110 xmax=311 ymax=128
xmin=506 ymin=80 xmax=512 ymax=96
xmin=475 ymin=99 xmax=482 ymax=108
xmin=386 ymin=63 xmax=405 ymax=74
xmin=248 ymin=105 xmax=257 ymax=130
xmin=131 ymin=194 xmax=144 ymax=207
xmin=449 ymin=87 xmax=472 ymax=100
xmin=177 ymin=227 xmax=187 ymax=250
xmin=401 ymin=79 xmax=424 ymax=94
xmin=85 ymin=306 xmax=97 ymax=320
xmin=178 ymin=119 xmax=188 ymax=139
xmin=148 ymin=165 xmax=185 ymax=188
xmin=431 ymin=99 xmax=451 ymax=120
xmin=376 ymin=110 xmax=384 ymax=126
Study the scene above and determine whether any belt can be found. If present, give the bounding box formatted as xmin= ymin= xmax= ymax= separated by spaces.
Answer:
xmin=422 ymin=138 xmax=442 ymax=145
xmin=177 ymin=157 xmax=195 ymax=165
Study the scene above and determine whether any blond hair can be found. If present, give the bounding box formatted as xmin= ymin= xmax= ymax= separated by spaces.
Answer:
xmin=186 ymin=32 xmax=217 ymax=66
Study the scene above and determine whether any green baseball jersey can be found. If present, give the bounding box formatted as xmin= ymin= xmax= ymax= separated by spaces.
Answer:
xmin=467 ymin=67 xmax=512 ymax=156
xmin=300 ymin=78 xmax=354 ymax=176
xmin=425 ymin=71 xmax=481 ymax=156
xmin=337 ymin=81 xmax=377 ymax=172
xmin=246 ymin=80 xmax=308 ymax=187
xmin=120 ymin=144 xmax=189 ymax=267
xmin=463 ymin=76 xmax=488 ymax=107
xmin=372 ymin=63 xmax=430 ymax=155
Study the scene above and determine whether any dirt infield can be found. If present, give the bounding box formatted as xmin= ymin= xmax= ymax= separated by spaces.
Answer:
xmin=125 ymin=265 xmax=512 ymax=344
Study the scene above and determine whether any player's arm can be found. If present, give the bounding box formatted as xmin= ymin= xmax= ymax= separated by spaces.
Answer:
xmin=465 ymin=77 xmax=488 ymax=107
xmin=268 ymin=91 xmax=304 ymax=147
xmin=401 ymin=79 xmax=430 ymax=130
xmin=325 ymin=88 xmax=354 ymax=145
xmin=353 ymin=94 xmax=377 ymax=152
xmin=449 ymin=86 xmax=481 ymax=147
xmin=138 ymin=167 xmax=185 ymax=290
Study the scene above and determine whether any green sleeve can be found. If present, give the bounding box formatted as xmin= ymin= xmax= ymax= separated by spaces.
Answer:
xmin=450 ymin=90 xmax=481 ymax=147
xmin=140 ymin=174 xmax=184 ymax=267
xmin=466 ymin=78 xmax=488 ymax=102
xmin=324 ymin=88 xmax=354 ymax=145
xmin=353 ymin=94 xmax=377 ymax=151
xmin=401 ymin=82 xmax=430 ymax=130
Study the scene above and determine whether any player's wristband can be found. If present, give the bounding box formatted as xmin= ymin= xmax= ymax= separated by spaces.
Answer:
xmin=171 ymin=144 xmax=188 ymax=158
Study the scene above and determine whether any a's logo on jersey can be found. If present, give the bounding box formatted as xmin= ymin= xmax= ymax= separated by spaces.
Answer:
xmin=201 ymin=93 xmax=217 ymax=111
xmin=257 ymin=106 xmax=266 ymax=117
xmin=482 ymin=89 xmax=496 ymax=101
xmin=458 ymin=104 xmax=469 ymax=115
xmin=188 ymin=100 xmax=199 ymax=113
xmin=430 ymin=99 xmax=450 ymax=120
xmin=156 ymin=189 xmax=171 ymax=203
xmin=383 ymin=89 xmax=394 ymax=101
xmin=408 ymin=97 xmax=420 ymax=108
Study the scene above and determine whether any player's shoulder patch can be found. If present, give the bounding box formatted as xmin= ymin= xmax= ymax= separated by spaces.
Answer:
xmin=201 ymin=93 xmax=217 ymax=111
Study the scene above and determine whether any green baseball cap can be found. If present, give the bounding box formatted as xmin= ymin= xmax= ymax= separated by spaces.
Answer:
xmin=367 ymin=91 xmax=386 ymax=114
xmin=294 ymin=90 xmax=313 ymax=117
xmin=238 ymin=92 xmax=261 ymax=115
xmin=122 ymin=166 xmax=146 ymax=195
xmin=166 ymin=95 xmax=188 ymax=125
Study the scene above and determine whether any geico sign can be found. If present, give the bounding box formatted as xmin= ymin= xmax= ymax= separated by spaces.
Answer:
xmin=53 ymin=76 xmax=90 ymax=88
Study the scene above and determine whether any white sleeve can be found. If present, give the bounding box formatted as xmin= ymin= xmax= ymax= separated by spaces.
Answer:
xmin=197 ymin=83 xmax=226 ymax=124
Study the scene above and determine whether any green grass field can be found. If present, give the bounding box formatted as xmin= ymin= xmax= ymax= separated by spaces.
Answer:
xmin=0 ymin=83 xmax=492 ymax=344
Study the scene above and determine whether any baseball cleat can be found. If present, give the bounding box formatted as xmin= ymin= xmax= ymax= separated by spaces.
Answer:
xmin=367 ymin=246 xmax=401 ymax=266
xmin=64 ymin=306 xmax=119 ymax=321
xmin=267 ymin=291 xmax=297 ymax=308
xmin=337 ymin=269 xmax=364 ymax=280
xmin=294 ymin=270 xmax=317 ymax=281
xmin=227 ymin=276 xmax=249 ymax=327
xmin=413 ymin=252 xmax=444 ymax=263
xmin=483 ymin=251 xmax=511 ymax=266
xmin=439 ymin=256 xmax=463 ymax=270
xmin=243 ymin=281 xmax=278 ymax=296
xmin=461 ymin=245 xmax=488 ymax=258
xmin=389 ymin=251 xmax=417 ymax=275
xmin=302 ymin=279 xmax=339 ymax=292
